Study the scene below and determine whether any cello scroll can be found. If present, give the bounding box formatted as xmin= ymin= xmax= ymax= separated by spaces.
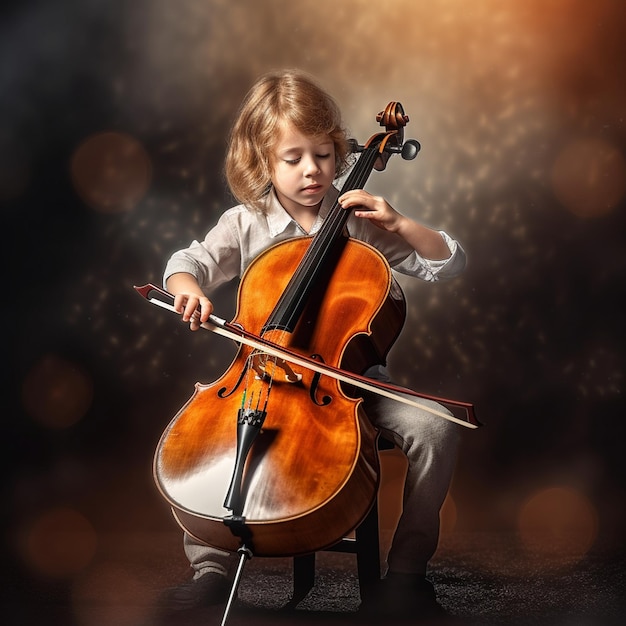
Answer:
xmin=349 ymin=101 xmax=421 ymax=166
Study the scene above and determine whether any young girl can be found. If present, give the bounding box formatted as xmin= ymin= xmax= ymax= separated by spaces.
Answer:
xmin=162 ymin=69 xmax=466 ymax=618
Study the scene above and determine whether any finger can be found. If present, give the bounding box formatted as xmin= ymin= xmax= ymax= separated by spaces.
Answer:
xmin=340 ymin=197 xmax=368 ymax=212
xmin=182 ymin=299 xmax=199 ymax=322
xmin=197 ymin=297 xmax=213 ymax=322
xmin=173 ymin=294 xmax=186 ymax=314
xmin=339 ymin=189 xmax=364 ymax=205
xmin=353 ymin=209 xmax=379 ymax=220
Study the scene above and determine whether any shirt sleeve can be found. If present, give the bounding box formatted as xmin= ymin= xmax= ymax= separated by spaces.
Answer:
xmin=346 ymin=211 xmax=466 ymax=282
xmin=392 ymin=231 xmax=467 ymax=281
xmin=163 ymin=213 xmax=242 ymax=293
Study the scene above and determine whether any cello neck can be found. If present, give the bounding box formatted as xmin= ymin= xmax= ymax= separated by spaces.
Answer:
xmin=261 ymin=144 xmax=382 ymax=335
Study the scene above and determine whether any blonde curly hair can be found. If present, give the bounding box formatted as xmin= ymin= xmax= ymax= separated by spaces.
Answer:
xmin=225 ymin=69 xmax=350 ymax=213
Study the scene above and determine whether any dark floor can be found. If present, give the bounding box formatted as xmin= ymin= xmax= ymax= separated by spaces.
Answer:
xmin=5 ymin=528 xmax=625 ymax=626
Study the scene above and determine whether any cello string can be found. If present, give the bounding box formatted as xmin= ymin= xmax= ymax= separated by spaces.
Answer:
xmin=261 ymin=144 xmax=385 ymax=409
xmin=265 ymin=145 xmax=381 ymax=330
xmin=257 ymin=143 xmax=383 ymax=395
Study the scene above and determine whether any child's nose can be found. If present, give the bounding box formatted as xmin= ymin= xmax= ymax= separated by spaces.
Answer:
xmin=304 ymin=156 xmax=321 ymax=175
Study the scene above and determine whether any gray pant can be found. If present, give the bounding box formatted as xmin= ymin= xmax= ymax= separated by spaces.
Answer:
xmin=183 ymin=366 xmax=460 ymax=579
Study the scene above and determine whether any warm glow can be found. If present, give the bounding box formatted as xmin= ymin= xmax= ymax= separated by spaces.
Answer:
xmin=70 ymin=131 xmax=151 ymax=213
xmin=517 ymin=486 xmax=598 ymax=566
xmin=21 ymin=353 xmax=93 ymax=429
xmin=550 ymin=138 xmax=626 ymax=218
xmin=19 ymin=508 xmax=98 ymax=578
xmin=71 ymin=562 xmax=158 ymax=626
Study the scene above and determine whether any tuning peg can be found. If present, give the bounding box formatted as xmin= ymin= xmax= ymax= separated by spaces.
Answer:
xmin=384 ymin=139 xmax=421 ymax=160
xmin=401 ymin=140 xmax=421 ymax=160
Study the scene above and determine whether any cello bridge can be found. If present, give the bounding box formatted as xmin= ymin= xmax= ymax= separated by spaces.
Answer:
xmin=250 ymin=352 xmax=302 ymax=384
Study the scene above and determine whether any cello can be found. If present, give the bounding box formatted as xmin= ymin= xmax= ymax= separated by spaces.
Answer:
xmin=136 ymin=102 xmax=478 ymax=622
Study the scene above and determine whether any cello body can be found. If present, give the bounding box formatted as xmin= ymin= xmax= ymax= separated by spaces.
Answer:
xmin=153 ymin=235 xmax=406 ymax=556
xmin=150 ymin=102 xmax=443 ymax=558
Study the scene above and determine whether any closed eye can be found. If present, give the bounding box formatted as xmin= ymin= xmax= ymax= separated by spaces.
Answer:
xmin=284 ymin=154 xmax=331 ymax=165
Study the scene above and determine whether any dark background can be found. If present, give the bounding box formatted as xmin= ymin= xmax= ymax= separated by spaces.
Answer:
xmin=4 ymin=0 xmax=625 ymax=617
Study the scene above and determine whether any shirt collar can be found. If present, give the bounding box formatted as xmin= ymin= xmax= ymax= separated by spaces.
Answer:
xmin=264 ymin=186 xmax=340 ymax=237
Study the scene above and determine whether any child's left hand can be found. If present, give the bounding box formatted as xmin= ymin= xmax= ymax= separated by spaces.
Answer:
xmin=339 ymin=189 xmax=404 ymax=233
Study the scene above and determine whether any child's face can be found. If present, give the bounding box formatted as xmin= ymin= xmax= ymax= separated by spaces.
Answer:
xmin=270 ymin=123 xmax=336 ymax=217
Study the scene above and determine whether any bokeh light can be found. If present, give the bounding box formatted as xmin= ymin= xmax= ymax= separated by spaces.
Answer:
xmin=517 ymin=486 xmax=598 ymax=566
xmin=21 ymin=353 xmax=93 ymax=429
xmin=5 ymin=2 xmax=626 ymax=617
xmin=18 ymin=507 xmax=98 ymax=579
xmin=70 ymin=131 xmax=152 ymax=213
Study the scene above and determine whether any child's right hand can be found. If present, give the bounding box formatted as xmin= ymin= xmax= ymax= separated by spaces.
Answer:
xmin=173 ymin=292 xmax=214 ymax=331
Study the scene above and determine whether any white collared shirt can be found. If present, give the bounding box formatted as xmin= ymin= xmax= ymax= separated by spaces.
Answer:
xmin=163 ymin=185 xmax=466 ymax=293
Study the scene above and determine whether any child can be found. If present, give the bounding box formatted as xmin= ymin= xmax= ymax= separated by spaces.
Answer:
xmin=162 ymin=69 xmax=466 ymax=618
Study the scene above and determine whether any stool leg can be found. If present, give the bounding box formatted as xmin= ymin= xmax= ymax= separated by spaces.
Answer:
xmin=289 ymin=553 xmax=316 ymax=607
xmin=355 ymin=500 xmax=382 ymax=594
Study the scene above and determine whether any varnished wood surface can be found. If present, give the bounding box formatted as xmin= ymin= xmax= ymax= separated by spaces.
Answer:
xmin=154 ymin=237 xmax=404 ymax=556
